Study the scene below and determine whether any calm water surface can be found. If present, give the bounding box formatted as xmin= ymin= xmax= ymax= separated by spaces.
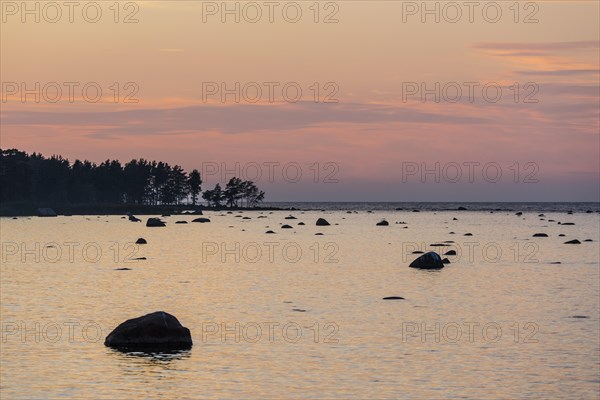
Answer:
xmin=1 ymin=209 xmax=599 ymax=399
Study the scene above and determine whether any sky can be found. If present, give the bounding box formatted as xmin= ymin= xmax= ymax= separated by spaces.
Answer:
xmin=1 ymin=0 xmax=599 ymax=201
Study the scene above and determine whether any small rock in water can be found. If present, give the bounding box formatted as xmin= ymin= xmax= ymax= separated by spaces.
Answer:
xmin=383 ymin=296 xmax=405 ymax=300
xmin=443 ymin=250 xmax=456 ymax=256
xmin=292 ymin=309 xmax=306 ymax=312
xmin=564 ymin=239 xmax=581 ymax=244
xmin=104 ymin=311 xmax=192 ymax=350
xmin=192 ymin=217 xmax=211 ymax=223
xmin=430 ymin=243 xmax=447 ymax=247
xmin=409 ymin=252 xmax=444 ymax=270
xmin=562 ymin=222 xmax=575 ymax=226
xmin=316 ymin=218 xmax=330 ymax=226
xmin=464 ymin=233 xmax=473 ymax=236
xmin=532 ymin=233 xmax=548 ymax=237
xmin=457 ymin=207 xmax=467 ymax=211
xmin=285 ymin=215 xmax=297 ymax=220
xmin=146 ymin=218 xmax=165 ymax=227
xmin=515 ymin=212 xmax=523 ymax=216
xmin=281 ymin=224 xmax=293 ymax=229
xmin=570 ymin=315 xmax=589 ymax=319
xmin=376 ymin=220 xmax=389 ymax=226
xmin=175 ymin=221 xmax=188 ymax=224
xmin=266 ymin=230 xmax=276 ymax=234
xmin=133 ymin=257 xmax=147 ymax=260
xmin=412 ymin=251 xmax=424 ymax=254
xmin=114 ymin=267 xmax=132 ymax=271
xmin=584 ymin=239 xmax=593 ymax=242
xmin=558 ymin=234 xmax=565 ymax=237
xmin=549 ymin=262 xmax=561 ymax=264
xmin=135 ymin=238 xmax=147 ymax=244
xmin=449 ymin=232 xmax=455 ymax=234
xmin=298 ymin=222 xmax=305 ymax=225
xmin=315 ymin=233 xmax=324 ymax=236
xmin=441 ymin=258 xmax=451 ymax=264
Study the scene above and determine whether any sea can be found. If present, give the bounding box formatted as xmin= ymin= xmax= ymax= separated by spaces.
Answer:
xmin=1 ymin=202 xmax=599 ymax=399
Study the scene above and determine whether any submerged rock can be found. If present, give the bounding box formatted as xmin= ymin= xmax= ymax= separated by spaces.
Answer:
xmin=443 ymin=250 xmax=456 ymax=256
xmin=175 ymin=221 xmax=188 ymax=224
xmin=409 ymin=252 xmax=444 ymax=270
xmin=564 ymin=239 xmax=581 ymax=244
xmin=376 ymin=220 xmax=389 ymax=226
xmin=146 ymin=218 xmax=165 ymax=227
xmin=383 ymin=296 xmax=405 ymax=300
xmin=316 ymin=218 xmax=330 ymax=226
xmin=135 ymin=238 xmax=147 ymax=244
xmin=532 ymin=233 xmax=548 ymax=237
xmin=104 ymin=311 xmax=192 ymax=350
xmin=281 ymin=224 xmax=293 ymax=229
xmin=285 ymin=215 xmax=297 ymax=220
xmin=441 ymin=258 xmax=451 ymax=264
xmin=192 ymin=217 xmax=211 ymax=223
xmin=266 ymin=230 xmax=275 ymax=234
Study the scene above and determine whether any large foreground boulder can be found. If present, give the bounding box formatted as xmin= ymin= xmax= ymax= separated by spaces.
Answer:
xmin=146 ymin=218 xmax=166 ymax=227
xmin=104 ymin=311 xmax=192 ymax=350
xmin=409 ymin=252 xmax=444 ymax=270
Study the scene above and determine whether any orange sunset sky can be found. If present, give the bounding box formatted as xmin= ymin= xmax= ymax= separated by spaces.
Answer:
xmin=1 ymin=1 xmax=599 ymax=201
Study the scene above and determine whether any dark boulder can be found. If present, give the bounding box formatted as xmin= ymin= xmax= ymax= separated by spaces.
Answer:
xmin=135 ymin=238 xmax=147 ymax=244
xmin=298 ymin=222 xmax=305 ymax=226
xmin=532 ymin=233 xmax=548 ymax=237
xmin=281 ymin=224 xmax=293 ymax=229
xmin=515 ymin=212 xmax=523 ymax=216
xmin=443 ymin=250 xmax=456 ymax=256
xmin=285 ymin=215 xmax=297 ymax=220
xmin=564 ymin=239 xmax=581 ymax=244
xmin=409 ymin=252 xmax=444 ymax=270
xmin=316 ymin=218 xmax=330 ymax=226
xmin=464 ymin=233 xmax=473 ymax=236
xmin=104 ymin=311 xmax=192 ymax=350
xmin=175 ymin=221 xmax=188 ymax=224
xmin=383 ymin=296 xmax=405 ymax=300
xmin=376 ymin=220 xmax=389 ymax=226
xmin=129 ymin=215 xmax=141 ymax=222
xmin=146 ymin=218 xmax=165 ymax=227
xmin=266 ymin=230 xmax=275 ymax=234
xmin=442 ymin=258 xmax=451 ymax=264
xmin=192 ymin=218 xmax=211 ymax=223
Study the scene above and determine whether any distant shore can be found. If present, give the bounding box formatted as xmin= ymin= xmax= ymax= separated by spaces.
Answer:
xmin=0 ymin=202 xmax=292 ymax=217
xmin=1 ymin=201 xmax=598 ymax=217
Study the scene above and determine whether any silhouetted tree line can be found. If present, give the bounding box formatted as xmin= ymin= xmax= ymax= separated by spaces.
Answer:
xmin=0 ymin=149 xmax=265 ymax=207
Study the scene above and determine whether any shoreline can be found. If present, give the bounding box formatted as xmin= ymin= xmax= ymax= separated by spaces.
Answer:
xmin=1 ymin=201 xmax=598 ymax=217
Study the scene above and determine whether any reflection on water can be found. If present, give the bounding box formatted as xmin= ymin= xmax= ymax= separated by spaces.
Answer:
xmin=108 ymin=348 xmax=192 ymax=362
xmin=1 ymin=210 xmax=599 ymax=399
